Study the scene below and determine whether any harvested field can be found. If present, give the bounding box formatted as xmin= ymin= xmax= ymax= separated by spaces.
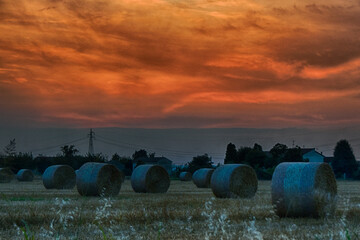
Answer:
xmin=0 ymin=179 xmax=359 ymax=239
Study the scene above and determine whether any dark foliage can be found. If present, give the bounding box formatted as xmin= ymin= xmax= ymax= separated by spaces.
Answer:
xmin=237 ymin=147 xmax=252 ymax=164
xmin=332 ymin=139 xmax=358 ymax=178
xmin=224 ymin=142 xmax=237 ymax=164
xmin=186 ymin=154 xmax=213 ymax=173
xmin=132 ymin=149 xmax=148 ymax=160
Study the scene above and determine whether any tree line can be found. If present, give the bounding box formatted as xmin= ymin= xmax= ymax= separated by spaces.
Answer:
xmin=1 ymin=138 xmax=359 ymax=180
xmin=223 ymin=139 xmax=360 ymax=179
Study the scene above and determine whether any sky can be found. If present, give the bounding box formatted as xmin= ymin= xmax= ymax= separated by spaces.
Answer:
xmin=1 ymin=0 xmax=360 ymax=128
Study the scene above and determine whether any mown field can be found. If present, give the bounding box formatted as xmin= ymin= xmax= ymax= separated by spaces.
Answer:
xmin=0 ymin=179 xmax=359 ymax=239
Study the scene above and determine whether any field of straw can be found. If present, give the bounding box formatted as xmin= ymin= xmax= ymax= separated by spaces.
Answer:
xmin=0 ymin=179 xmax=359 ymax=239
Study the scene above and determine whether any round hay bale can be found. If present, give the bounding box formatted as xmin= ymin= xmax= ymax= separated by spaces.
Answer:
xmin=42 ymin=165 xmax=76 ymax=189
xmin=192 ymin=168 xmax=214 ymax=188
xmin=16 ymin=169 xmax=34 ymax=182
xmin=271 ymin=162 xmax=337 ymax=218
xmin=179 ymin=172 xmax=192 ymax=181
xmin=131 ymin=165 xmax=170 ymax=193
xmin=210 ymin=164 xmax=258 ymax=198
xmin=0 ymin=168 xmax=14 ymax=183
xmin=76 ymin=162 xmax=122 ymax=197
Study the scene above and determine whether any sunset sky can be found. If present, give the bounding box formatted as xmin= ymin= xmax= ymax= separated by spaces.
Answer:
xmin=1 ymin=0 xmax=360 ymax=128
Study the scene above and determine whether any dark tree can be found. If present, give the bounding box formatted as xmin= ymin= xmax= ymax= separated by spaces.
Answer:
xmin=132 ymin=149 xmax=148 ymax=160
xmin=253 ymin=143 xmax=263 ymax=151
xmin=4 ymin=139 xmax=16 ymax=157
xmin=61 ymin=145 xmax=79 ymax=158
xmin=282 ymin=146 xmax=303 ymax=163
xmin=186 ymin=154 xmax=213 ymax=173
xmin=332 ymin=139 xmax=358 ymax=178
xmin=245 ymin=143 xmax=266 ymax=168
xmin=270 ymin=143 xmax=288 ymax=159
xmin=111 ymin=153 xmax=121 ymax=161
xmin=237 ymin=147 xmax=252 ymax=164
xmin=266 ymin=143 xmax=288 ymax=168
xmin=224 ymin=142 xmax=237 ymax=164
xmin=149 ymin=152 xmax=156 ymax=159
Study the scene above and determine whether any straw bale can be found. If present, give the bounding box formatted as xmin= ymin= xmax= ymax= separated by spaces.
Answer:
xmin=42 ymin=165 xmax=76 ymax=189
xmin=16 ymin=169 xmax=34 ymax=182
xmin=131 ymin=165 xmax=170 ymax=193
xmin=211 ymin=164 xmax=258 ymax=198
xmin=271 ymin=162 xmax=337 ymax=218
xmin=76 ymin=162 xmax=122 ymax=197
xmin=179 ymin=172 xmax=192 ymax=181
xmin=192 ymin=168 xmax=214 ymax=188
xmin=0 ymin=168 xmax=14 ymax=183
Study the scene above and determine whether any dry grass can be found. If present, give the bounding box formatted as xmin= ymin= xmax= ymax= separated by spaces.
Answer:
xmin=0 ymin=178 xmax=359 ymax=239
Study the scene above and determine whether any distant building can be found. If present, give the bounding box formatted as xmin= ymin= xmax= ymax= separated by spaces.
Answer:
xmin=264 ymin=148 xmax=326 ymax=163
xmin=133 ymin=156 xmax=173 ymax=174
xmin=300 ymin=148 xmax=325 ymax=163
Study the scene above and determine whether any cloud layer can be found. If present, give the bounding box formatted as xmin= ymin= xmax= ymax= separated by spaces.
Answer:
xmin=1 ymin=0 xmax=360 ymax=128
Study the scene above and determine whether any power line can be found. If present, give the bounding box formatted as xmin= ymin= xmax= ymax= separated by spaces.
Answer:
xmin=95 ymin=134 xmax=225 ymax=157
xmin=30 ymin=137 xmax=88 ymax=153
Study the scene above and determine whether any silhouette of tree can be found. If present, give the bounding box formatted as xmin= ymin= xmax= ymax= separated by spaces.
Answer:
xmin=245 ymin=143 xmax=266 ymax=168
xmin=4 ymin=139 xmax=16 ymax=157
xmin=224 ymin=142 xmax=237 ymax=164
xmin=282 ymin=146 xmax=303 ymax=162
xmin=332 ymin=139 xmax=358 ymax=178
xmin=186 ymin=154 xmax=213 ymax=173
xmin=61 ymin=145 xmax=79 ymax=158
xmin=132 ymin=149 xmax=148 ymax=160
xmin=237 ymin=146 xmax=252 ymax=164
xmin=111 ymin=153 xmax=121 ymax=162
xmin=270 ymin=143 xmax=288 ymax=159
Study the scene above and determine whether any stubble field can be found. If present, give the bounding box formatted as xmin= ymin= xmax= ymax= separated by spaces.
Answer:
xmin=0 ymin=179 xmax=359 ymax=239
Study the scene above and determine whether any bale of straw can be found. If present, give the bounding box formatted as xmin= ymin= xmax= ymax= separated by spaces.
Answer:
xmin=192 ymin=168 xmax=214 ymax=188
xmin=131 ymin=165 xmax=170 ymax=193
xmin=271 ymin=162 xmax=337 ymax=218
xmin=179 ymin=172 xmax=192 ymax=181
xmin=16 ymin=169 xmax=34 ymax=182
xmin=42 ymin=165 xmax=76 ymax=189
xmin=211 ymin=164 xmax=258 ymax=198
xmin=0 ymin=168 xmax=14 ymax=183
xmin=76 ymin=162 xmax=122 ymax=197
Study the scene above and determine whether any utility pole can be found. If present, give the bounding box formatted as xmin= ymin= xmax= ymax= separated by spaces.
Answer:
xmin=88 ymin=128 xmax=95 ymax=155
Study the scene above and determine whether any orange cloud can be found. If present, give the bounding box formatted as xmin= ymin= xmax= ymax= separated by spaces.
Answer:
xmin=0 ymin=0 xmax=360 ymax=128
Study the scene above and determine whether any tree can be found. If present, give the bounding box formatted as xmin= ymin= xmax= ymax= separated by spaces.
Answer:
xmin=253 ymin=143 xmax=263 ymax=151
xmin=270 ymin=143 xmax=288 ymax=159
xmin=224 ymin=142 xmax=237 ymax=164
xmin=282 ymin=146 xmax=303 ymax=163
xmin=61 ymin=145 xmax=79 ymax=158
xmin=4 ymin=139 xmax=16 ymax=157
xmin=332 ymin=139 xmax=358 ymax=178
xmin=245 ymin=143 xmax=266 ymax=168
xmin=237 ymin=147 xmax=252 ymax=164
xmin=132 ymin=149 xmax=148 ymax=160
xmin=186 ymin=154 xmax=213 ymax=173
xmin=111 ymin=153 xmax=121 ymax=162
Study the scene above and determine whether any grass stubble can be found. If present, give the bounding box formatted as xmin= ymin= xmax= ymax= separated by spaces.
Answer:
xmin=0 ymin=179 xmax=359 ymax=239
